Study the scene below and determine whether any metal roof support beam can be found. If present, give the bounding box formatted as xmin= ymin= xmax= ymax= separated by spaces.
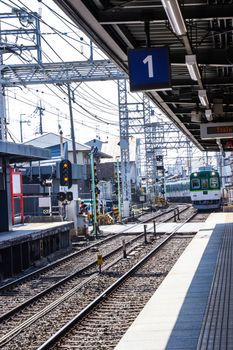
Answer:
xmin=97 ymin=5 xmax=233 ymax=24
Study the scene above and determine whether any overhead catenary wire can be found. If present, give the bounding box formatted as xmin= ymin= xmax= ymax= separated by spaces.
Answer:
xmin=7 ymin=92 xmax=119 ymax=138
xmin=19 ymin=86 xmax=119 ymax=130
xmin=8 ymin=0 xmax=144 ymax=105
xmin=5 ymin=0 xmax=142 ymax=104
xmin=13 ymin=10 xmax=121 ymax=125
xmin=76 ymin=87 xmax=119 ymax=110
xmin=7 ymin=90 xmax=103 ymax=124
xmin=40 ymin=0 xmax=109 ymax=60
xmin=8 ymin=49 xmax=119 ymax=126
xmin=28 ymin=85 xmax=119 ymax=112
xmin=3 ymin=0 xmax=144 ymax=141
xmin=9 ymin=0 xmax=101 ymax=61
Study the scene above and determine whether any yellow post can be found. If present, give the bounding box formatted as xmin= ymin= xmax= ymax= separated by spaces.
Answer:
xmin=97 ymin=254 xmax=103 ymax=273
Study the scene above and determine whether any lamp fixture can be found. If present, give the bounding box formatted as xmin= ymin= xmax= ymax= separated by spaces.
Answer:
xmin=198 ymin=90 xmax=209 ymax=108
xmin=205 ymin=109 xmax=213 ymax=122
xmin=161 ymin=0 xmax=187 ymax=36
xmin=185 ymin=55 xmax=201 ymax=81
xmin=191 ymin=110 xmax=201 ymax=123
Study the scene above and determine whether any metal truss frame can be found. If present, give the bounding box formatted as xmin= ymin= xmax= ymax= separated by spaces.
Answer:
xmin=1 ymin=8 xmax=195 ymax=195
xmin=1 ymin=60 xmax=126 ymax=87
xmin=118 ymin=79 xmax=131 ymax=213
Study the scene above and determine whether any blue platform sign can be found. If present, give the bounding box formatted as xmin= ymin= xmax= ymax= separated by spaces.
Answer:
xmin=128 ymin=47 xmax=171 ymax=92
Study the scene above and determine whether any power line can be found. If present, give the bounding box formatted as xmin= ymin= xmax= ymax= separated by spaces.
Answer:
xmin=2 ymin=2 xmax=135 ymax=135
xmin=40 ymin=0 xmax=108 ymax=60
xmin=6 ymin=92 xmax=119 ymax=138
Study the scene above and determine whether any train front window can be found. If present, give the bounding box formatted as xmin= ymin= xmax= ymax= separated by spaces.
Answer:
xmin=210 ymin=177 xmax=219 ymax=189
xmin=191 ymin=179 xmax=200 ymax=189
xmin=201 ymin=179 xmax=208 ymax=189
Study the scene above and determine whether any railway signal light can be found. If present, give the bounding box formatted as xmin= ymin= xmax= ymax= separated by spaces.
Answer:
xmin=66 ymin=191 xmax=73 ymax=201
xmin=57 ymin=192 xmax=66 ymax=202
xmin=57 ymin=191 xmax=73 ymax=202
xmin=60 ymin=159 xmax=72 ymax=188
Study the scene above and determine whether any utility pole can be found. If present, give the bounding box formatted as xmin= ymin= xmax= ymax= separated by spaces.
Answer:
xmin=116 ymin=157 xmax=122 ymax=223
xmin=19 ymin=114 xmax=26 ymax=143
xmin=38 ymin=100 xmax=44 ymax=135
xmin=67 ymin=84 xmax=77 ymax=164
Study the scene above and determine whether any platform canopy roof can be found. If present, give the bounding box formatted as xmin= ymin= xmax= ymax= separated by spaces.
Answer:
xmin=54 ymin=0 xmax=233 ymax=152
xmin=0 ymin=141 xmax=51 ymax=163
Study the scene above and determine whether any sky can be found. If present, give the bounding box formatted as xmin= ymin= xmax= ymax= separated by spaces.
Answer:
xmin=0 ymin=0 xmax=217 ymax=171
xmin=1 ymin=0 xmax=122 ymax=144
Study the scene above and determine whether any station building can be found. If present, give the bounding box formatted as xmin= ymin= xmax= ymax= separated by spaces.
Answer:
xmin=0 ymin=139 xmax=73 ymax=280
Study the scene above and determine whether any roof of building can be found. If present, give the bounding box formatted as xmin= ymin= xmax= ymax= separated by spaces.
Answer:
xmin=24 ymin=132 xmax=90 ymax=152
xmin=25 ymin=133 xmax=112 ymax=159
xmin=85 ymin=136 xmax=136 ymax=162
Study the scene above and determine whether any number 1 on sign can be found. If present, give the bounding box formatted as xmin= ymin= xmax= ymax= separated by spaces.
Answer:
xmin=143 ymin=55 xmax=154 ymax=78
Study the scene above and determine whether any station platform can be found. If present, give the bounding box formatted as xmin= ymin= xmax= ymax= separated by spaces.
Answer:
xmin=114 ymin=213 xmax=233 ymax=350
xmin=0 ymin=221 xmax=74 ymax=280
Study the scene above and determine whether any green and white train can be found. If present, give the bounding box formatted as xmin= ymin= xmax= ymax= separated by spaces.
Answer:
xmin=165 ymin=178 xmax=190 ymax=202
xmin=165 ymin=166 xmax=221 ymax=209
xmin=190 ymin=166 xmax=221 ymax=209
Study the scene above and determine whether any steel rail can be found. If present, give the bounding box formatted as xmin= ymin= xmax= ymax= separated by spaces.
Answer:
xmin=38 ymin=211 xmax=197 ymax=350
xmin=0 ymin=205 xmax=188 ymax=292
xmin=0 ymin=244 xmax=140 ymax=347
xmin=0 ymin=207 xmax=195 ymax=347
xmin=0 ymin=231 xmax=124 ymax=292
xmin=0 ymin=232 xmax=145 ymax=323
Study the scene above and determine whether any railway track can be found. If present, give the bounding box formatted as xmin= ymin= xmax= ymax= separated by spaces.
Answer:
xmin=0 ymin=205 xmax=190 ymax=322
xmin=40 ymin=234 xmax=191 ymax=350
xmin=0 ymin=233 xmax=148 ymax=318
xmin=0 ymin=210 xmax=199 ymax=349
xmin=0 ymin=205 xmax=197 ymax=322
xmin=0 ymin=204 xmax=190 ymax=296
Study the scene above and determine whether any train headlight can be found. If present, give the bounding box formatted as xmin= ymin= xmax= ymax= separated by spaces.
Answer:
xmin=194 ymin=172 xmax=197 ymax=177
xmin=211 ymin=171 xmax=215 ymax=175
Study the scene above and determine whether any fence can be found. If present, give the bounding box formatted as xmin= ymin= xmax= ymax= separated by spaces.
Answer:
xmin=23 ymin=195 xmax=61 ymax=217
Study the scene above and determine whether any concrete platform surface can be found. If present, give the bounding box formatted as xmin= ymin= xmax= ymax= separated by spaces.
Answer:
xmin=0 ymin=221 xmax=74 ymax=248
xmin=114 ymin=213 xmax=233 ymax=350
